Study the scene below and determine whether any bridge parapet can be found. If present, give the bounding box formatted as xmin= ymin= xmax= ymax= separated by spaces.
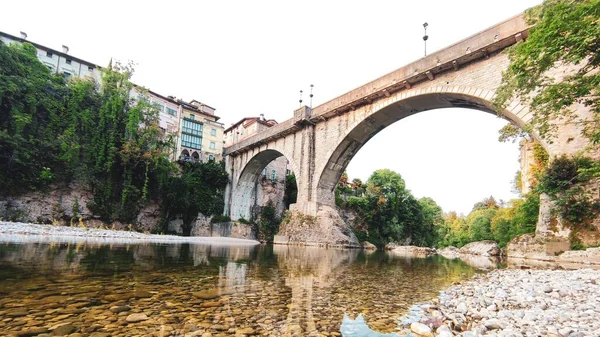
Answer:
xmin=224 ymin=14 xmax=530 ymax=157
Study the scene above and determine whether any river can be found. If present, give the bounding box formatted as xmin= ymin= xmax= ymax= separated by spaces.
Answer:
xmin=0 ymin=238 xmax=480 ymax=336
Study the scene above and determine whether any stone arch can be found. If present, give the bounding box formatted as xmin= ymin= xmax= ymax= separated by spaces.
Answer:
xmin=230 ymin=148 xmax=300 ymax=221
xmin=191 ymin=151 xmax=200 ymax=161
xmin=314 ymin=87 xmax=545 ymax=206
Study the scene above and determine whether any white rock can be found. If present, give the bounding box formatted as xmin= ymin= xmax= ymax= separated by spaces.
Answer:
xmin=410 ymin=322 xmax=433 ymax=336
xmin=484 ymin=318 xmax=502 ymax=330
xmin=456 ymin=302 xmax=467 ymax=314
xmin=125 ymin=313 xmax=149 ymax=323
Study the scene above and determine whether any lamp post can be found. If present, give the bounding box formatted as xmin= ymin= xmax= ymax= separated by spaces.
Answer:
xmin=423 ymin=22 xmax=429 ymax=56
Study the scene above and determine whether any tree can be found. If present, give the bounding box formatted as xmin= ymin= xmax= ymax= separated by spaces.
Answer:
xmin=493 ymin=0 xmax=600 ymax=144
xmin=283 ymin=173 xmax=297 ymax=209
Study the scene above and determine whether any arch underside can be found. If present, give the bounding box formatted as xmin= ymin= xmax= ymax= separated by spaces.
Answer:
xmin=316 ymin=92 xmax=525 ymax=206
xmin=232 ymin=149 xmax=285 ymax=221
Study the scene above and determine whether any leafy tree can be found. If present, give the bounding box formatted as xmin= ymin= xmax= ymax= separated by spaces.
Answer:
xmin=257 ymin=200 xmax=280 ymax=242
xmin=283 ymin=173 xmax=297 ymax=209
xmin=161 ymin=161 xmax=229 ymax=235
xmin=493 ymin=0 xmax=600 ymax=144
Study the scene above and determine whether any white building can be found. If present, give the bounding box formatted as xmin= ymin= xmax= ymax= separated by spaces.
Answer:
xmin=0 ymin=31 xmax=102 ymax=83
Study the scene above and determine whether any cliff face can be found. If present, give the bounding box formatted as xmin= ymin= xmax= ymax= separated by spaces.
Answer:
xmin=0 ymin=183 xmax=161 ymax=232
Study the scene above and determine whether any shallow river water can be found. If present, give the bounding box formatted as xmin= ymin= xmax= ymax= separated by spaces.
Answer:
xmin=0 ymin=239 xmax=479 ymax=336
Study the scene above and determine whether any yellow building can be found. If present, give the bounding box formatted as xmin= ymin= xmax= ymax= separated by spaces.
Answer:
xmin=178 ymin=100 xmax=224 ymax=162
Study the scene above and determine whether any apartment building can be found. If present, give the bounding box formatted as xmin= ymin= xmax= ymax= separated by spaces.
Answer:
xmin=178 ymin=100 xmax=224 ymax=162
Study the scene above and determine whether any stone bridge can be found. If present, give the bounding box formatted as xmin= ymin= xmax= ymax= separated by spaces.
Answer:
xmin=223 ymin=13 xmax=592 ymax=229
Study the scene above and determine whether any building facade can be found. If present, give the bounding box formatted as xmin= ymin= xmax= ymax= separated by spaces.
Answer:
xmin=0 ymin=31 xmax=102 ymax=83
xmin=178 ymin=100 xmax=224 ymax=163
xmin=224 ymin=116 xmax=289 ymax=218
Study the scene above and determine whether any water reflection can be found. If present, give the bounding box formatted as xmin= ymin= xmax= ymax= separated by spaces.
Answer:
xmin=0 ymin=240 xmax=477 ymax=336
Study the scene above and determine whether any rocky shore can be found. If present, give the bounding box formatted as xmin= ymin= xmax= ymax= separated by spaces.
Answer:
xmin=397 ymin=269 xmax=600 ymax=337
xmin=0 ymin=221 xmax=259 ymax=245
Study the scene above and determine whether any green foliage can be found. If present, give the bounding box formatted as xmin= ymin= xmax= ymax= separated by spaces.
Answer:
xmin=494 ymin=0 xmax=600 ymax=144
xmin=211 ymin=215 xmax=231 ymax=223
xmin=161 ymin=161 xmax=229 ymax=235
xmin=537 ymin=155 xmax=600 ymax=228
xmin=237 ymin=217 xmax=251 ymax=224
xmin=437 ymin=194 xmax=539 ymax=248
xmin=341 ymin=169 xmax=439 ymax=248
xmin=283 ymin=173 xmax=297 ymax=209
xmin=257 ymin=200 xmax=280 ymax=242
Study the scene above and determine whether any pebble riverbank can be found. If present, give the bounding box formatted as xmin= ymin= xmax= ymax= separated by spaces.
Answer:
xmin=0 ymin=222 xmax=259 ymax=245
xmin=398 ymin=269 xmax=600 ymax=337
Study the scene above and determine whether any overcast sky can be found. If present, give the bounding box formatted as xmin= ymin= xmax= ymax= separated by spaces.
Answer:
xmin=3 ymin=0 xmax=542 ymax=214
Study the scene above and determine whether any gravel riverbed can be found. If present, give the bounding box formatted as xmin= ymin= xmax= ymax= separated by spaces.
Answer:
xmin=0 ymin=221 xmax=259 ymax=245
xmin=399 ymin=269 xmax=600 ymax=337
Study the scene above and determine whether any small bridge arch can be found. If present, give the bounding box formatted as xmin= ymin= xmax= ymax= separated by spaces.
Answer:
xmin=227 ymin=147 xmax=300 ymax=221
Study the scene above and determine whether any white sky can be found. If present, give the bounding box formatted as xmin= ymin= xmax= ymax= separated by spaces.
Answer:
xmin=2 ymin=0 xmax=542 ymax=214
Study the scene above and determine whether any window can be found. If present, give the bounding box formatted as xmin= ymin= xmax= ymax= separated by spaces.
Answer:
xmin=210 ymin=142 xmax=216 ymax=149
xmin=262 ymin=168 xmax=267 ymax=176
xmin=181 ymin=133 xmax=202 ymax=150
xmin=189 ymin=114 xmax=195 ymax=120
xmin=63 ymin=71 xmax=71 ymax=79
xmin=46 ymin=51 xmax=53 ymax=57
xmin=66 ymin=59 xmax=72 ymax=65
xmin=88 ymin=66 xmax=94 ymax=71
xmin=208 ymin=154 xmax=215 ymax=161
xmin=152 ymin=102 xmax=164 ymax=112
xmin=286 ymin=169 xmax=291 ymax=175
xmin=211 ymin=128 xmax=217 ymax=136
xmin=271 ymin=169 xmax=276 ymax=181
xmin=182 ymin=119 xmax=203 ymax=136
xmin=166 ymin=107 xmax=177 ymax=116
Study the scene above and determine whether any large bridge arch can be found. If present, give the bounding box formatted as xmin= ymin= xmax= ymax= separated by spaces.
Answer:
xmin=312 ymin=86 xmax=542 ymax=206
xmin=228 ymin=148 xmax=301 ymax=221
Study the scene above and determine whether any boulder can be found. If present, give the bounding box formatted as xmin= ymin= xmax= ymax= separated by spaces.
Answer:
xmin=459 ymin=240 xmax=500 ymax=256
xmin=125 ymin=313 xmax=149 ymax=323
xmin=389 ymin=245 xmax=436 ymax=257
xmin=362 ymin=241 xmax=377 ymax=250
xmin=276 ymin=205 xmax=360 ymax=248
xmin=439 ymin=246 xmax=460 ymax=259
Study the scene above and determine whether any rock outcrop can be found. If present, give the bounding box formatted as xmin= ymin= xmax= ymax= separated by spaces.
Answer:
xmin=0 ymin=183 xmax=161 ymax=231
xmin=275 ymin=205 xmax=360 ymax=248
xmin=387 ymin=245 xmax=436 ymax=257
xmin=362 ymin=241 xmax=377 ymax=250
xmin=459 ymin=240 xmax=500 ymax=256
xmin=439 ymin=246 xmax=460 ymax=259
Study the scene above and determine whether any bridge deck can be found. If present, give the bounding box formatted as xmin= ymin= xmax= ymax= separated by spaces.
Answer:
xmin=226 ymin=13 xmax=530 ymax=156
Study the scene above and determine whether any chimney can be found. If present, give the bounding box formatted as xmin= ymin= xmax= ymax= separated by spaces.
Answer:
xmin=19 ymin=31 xmax=27 ymax=39
xmin=260 ymin=114 xmax=265 ymax=120
xmin=62 ymin=45 xmax=69 ymax=54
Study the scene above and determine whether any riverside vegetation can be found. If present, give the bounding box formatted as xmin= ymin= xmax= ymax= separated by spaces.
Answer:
xmin=0 ymin=40 xmax=228 ymax=235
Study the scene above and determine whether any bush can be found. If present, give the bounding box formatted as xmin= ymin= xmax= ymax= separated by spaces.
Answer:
xmin=211 ymin=215 xmax=231 ymax=223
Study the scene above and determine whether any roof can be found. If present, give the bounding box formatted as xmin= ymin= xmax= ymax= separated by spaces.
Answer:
xmin=180 ymin=100 xmax=221 ymax=121
xmin=190 ymin=99 xmax=216 ymax=111
xmin=0 ymin=31 xmax=102 ymax=69
xmin=224 ymin=116 xmax=278 ymax=133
